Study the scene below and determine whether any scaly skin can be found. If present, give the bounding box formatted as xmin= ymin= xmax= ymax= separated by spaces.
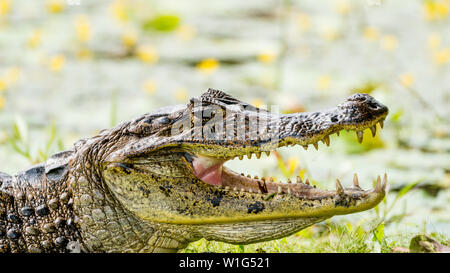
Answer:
xmin=0 ymin=89 xmax=389 ymax=253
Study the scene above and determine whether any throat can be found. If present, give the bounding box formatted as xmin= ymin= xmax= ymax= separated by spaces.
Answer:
xmin=192 ymin=156 xmax=224 ymax=186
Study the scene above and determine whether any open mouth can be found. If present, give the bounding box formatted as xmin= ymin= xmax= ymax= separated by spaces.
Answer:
xmin=187 ymin=117 xmax=388 ymax=197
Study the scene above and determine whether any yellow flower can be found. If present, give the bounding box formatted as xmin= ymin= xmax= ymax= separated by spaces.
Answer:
xmin=142 ymin=79 xmax=157 ymax=95
xmin=110 ymin=0 xmax=128 ymax=22
xmin=135 ymin=45 xmax=159 ymax=64
xmin=286 ymin=157 xmax=298 ymax=176
xmin=0 ymin=96 xmax=4 ymax=109
xmin=363 ymin=26 xmax=379 ymax=41
xmin=4 ymin=67 xmax=20 ymax=85
xmin=174 ymin=88 xmax=188 ymax=102
xmin=46 ymin=0 xmax=65 ymax=14
xmin=432 ymin=48 xmax=450 ymax=65
xmin=257 ymin=51 xmax=277 ymax=64
xmin=428 ymin=33 xmax=442 ymax=50
xmin=335 ymin=0 xmax=351 ymax=15
xmin=75 ymin=15 xmax=91 ymax=43
xmin=317 ymin=75 xmax=331 ymax=91
xmin=27 ymin=29 xmax=42 ymax=48
xmin=121 ymin=31 xmax=137 ymax=48
xmin=251 ymin=98 xmax=264 ymax=108
xmin=0 ymin=0 xmax=11 ymax=16
xmin=49 ymin=55 xmax=66 ymax=72
xmin=298 ymin=169 xmax=306 ymax=181
xmin=399 ymin=73 xmax=414 ymax=88
xmin=196 ymin=58 xmax=219 ymax=75
xmin=0 ymin=78 xmax=6 ymax=92
xmin=380 ymin=35 xmax=398 ymax=51
xmin=176 ymin=25 xmax=196 ymax=41
xmin=423 ymin=0 xmax=449 ymax=21
xmin=77 ymin=47 xmax=93 ymax=60
xmin=321 ymin=27 xmax=340 ymax=42
xmin=294 ymin=12 xmax=311 ymax=32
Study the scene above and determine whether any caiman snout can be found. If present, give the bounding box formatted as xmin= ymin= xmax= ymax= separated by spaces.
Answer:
xmin=338 ymin=93 xmax=389 ymax=129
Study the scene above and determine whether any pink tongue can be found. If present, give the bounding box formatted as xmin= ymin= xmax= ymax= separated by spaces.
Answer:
xmin=192 ymin=157 xmax=223 ymax=186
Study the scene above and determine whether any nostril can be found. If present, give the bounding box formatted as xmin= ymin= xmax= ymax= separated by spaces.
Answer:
xmin=367 ymin=101 xmax=379 ymax=110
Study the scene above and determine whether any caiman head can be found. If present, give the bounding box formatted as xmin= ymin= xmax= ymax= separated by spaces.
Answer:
xmin=74 ymin=89 xmax=389 ymax=250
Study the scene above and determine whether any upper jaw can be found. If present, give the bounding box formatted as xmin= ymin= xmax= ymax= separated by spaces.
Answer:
xmin=182 ymin=108 xmax=387 ymax=162
xmin=180 ymin=108 xmax=388 ymax=161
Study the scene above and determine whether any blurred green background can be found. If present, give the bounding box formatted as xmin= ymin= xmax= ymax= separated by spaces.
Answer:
xmin=0 ymin=0 xmax=449 ymax=252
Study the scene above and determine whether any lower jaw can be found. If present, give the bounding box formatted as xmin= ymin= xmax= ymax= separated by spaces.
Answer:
xmin=192 ymin=156 xmax=334 ymax=198
xmin=190 ymin=154 xmax=387 ymax=200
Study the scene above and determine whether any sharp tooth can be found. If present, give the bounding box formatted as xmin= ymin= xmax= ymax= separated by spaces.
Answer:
xmin=296 ymin=176 xmax=302 ymax=183
xmin=239 ymin=155 xmax=244 ymax=160
xmin=241 ymin=188 xmax=245 ymax=192
xmin=254 ymin=175 xmax=259 ymax=180
xmin=247 ymin=174 xmax=251 ymax=178
xmin=278 ymin=186 xmax=282 ymax=193
xmin=370 ymin=125 xmax=377 ymax=137
xmin=353 ymin=173 xmax=360 ymax=188
xmin=233 ymin=187 xmax=237 ymax=191
xmin=248 ymin=188 xmax=253 ymax=193
xmin=336 ymin=179 xmax=344 ymax=195
xmin=375 ymin=175 xmax=382 ymax=192
xmin=256 ymin=152 xmax=261 ymax=159
xmin=356 ymin=131 xmax=364 ymax=143
xmin=303 ymin=145 xmax=308 ymax=150
xmin=305 ymin=179 xmax=310 ymax=185
xmin=241 ymin=173 xmax=245 ymax=176
xmin=287 ymin=188 xmax=292 ymax=195
xmin=380 ymin=120 xmax=384 ymax=129
xmin=247 ymin=153 xmax=252 ymax=159
xmin=313 ymin=143 xmax=319 ymax=150
xmin=287 ymin=179 xmax=292 ymax=184
xmin=324 ymin=135 xmax=330 ymax=146
xmin=382 ymin=173 xmax=388 ymax=190
xmin=264 ymin=151 xmax=271 ymax=156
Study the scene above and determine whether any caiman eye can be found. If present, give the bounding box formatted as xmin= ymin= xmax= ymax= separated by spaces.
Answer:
xmin=348 ymin=94 xmax=367 ymax=102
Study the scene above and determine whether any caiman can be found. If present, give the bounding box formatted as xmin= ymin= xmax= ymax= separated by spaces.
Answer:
xmin=0 ymin=89 xmax=389 ymax=253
